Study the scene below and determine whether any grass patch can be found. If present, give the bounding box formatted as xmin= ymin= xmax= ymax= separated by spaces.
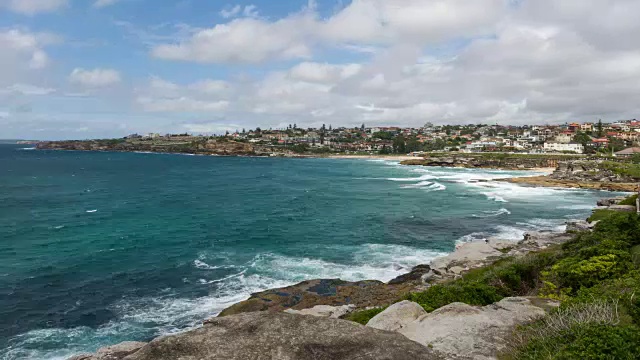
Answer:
xmin=601 ymin=161 xmax=640 ymax=179
xmin=588 ymin=209 xmax=617 ymax=222
xmin=343 ymin=307 xmax=386 ymax=325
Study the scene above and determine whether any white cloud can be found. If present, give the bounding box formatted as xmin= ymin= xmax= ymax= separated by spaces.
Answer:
xmin=220 ymin=5 xmax=241 ymax=18
xmin=220 ymin=4 xmax=259 ymax=19
xmin=0 ymin=0 xmax=68 ymax=15
xmin=69 ymin=68 xmax=122 ymax=87
xmin=7 ymin=0 xmax=640 ymax=139
xmin=1 ymin=83 xmax=55 ymax=95
xmin=93 ymin=0 xmax=119 ymax=8
xmin=135 ymin=77 xmax=232 ymax=113
xmin=137 ymin=97 xmax=229 ymax=112
xmin=152 ymin=0 xmax=505 ymax=64
xmin=288 ymin=62 xmax=362 ymax=84
xmin=0 ymin=29 xmax=54 ymax=87
xmin=152 ymin=15 xmax=315 ymax=63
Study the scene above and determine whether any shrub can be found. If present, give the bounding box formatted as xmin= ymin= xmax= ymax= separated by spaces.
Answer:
xmin=344 ymin=307 xmax=386 ymax=325
xmin=571 ymin=272 xmax=640 ymax=325
xmin=503 ymin=302 xmax=640 ymax=360
xmin=619 ymin=194 xmax=639 ymax=206
xmin=407 ymin=282 xmax=502 ymax=312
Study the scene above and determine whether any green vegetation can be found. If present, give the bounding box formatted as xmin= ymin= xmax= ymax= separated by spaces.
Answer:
xmin=588 ymin=209 xmax=617 ymax=222
xmin=349 ymin=209 xmax=640 ymax=359
xmin=407 ymin=252 xmax=558 ymax=311
xmin=344 ymin=307 xmax=386 ymax=325
xmin=601 ymin=161 xmax=640 ymax=179
xmin=619 ymin=194 xmax=639 ymax=206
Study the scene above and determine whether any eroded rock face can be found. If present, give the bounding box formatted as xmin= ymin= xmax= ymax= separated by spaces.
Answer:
xmin=368 ymin=297 xmax=558 ymax=360
xmin=125 ymin=312 xmax=443 ymax=360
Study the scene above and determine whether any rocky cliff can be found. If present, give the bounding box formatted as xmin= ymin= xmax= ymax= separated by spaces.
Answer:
xmin=36 ymin=138 xmax=262 ymax=156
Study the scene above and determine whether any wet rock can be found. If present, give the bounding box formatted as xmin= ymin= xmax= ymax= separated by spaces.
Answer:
xmin=388 ymin=265 xmax=431 ymax=285
xmin=219 ymin=278 xmax=416 ymax=317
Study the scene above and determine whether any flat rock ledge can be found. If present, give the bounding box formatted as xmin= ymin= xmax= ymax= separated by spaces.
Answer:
xmin=367 ymin=297 xmax=559 ymax=360
xmin=72 ymin=312 xmax=445 ymax=360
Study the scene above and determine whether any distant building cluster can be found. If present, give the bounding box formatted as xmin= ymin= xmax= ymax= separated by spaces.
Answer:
xmin=124 ymin=119 xmax=640 ymax=155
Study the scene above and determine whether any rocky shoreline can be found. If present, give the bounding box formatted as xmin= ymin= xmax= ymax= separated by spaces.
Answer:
xmin=61 ymin=154 xmax=638 ymax=359
xmin=506 ymin=159 xmax=639 ymax=192
xmin=70 ymin=209 xmax=609 ymax=360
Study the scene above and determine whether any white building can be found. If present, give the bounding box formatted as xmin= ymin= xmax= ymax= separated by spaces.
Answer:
xmin=544 ymin=142 xmax=584 ymax=153
xmin=554 ymin=133 xmax=572 ymax=143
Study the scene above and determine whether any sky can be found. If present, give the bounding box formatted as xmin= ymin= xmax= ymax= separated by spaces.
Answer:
xmin=1 ymin=0 xmax=640 ymax=139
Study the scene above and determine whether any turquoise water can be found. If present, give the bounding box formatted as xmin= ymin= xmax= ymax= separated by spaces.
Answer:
xmin=0 ymin=144 xmax=619 ymax=359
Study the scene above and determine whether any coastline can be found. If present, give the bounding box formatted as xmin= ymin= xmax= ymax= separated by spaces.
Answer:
xmin=69 ymin=201 xmax=607 ymax=360
xmin=12 ymin=146 xmax=634 ymax=360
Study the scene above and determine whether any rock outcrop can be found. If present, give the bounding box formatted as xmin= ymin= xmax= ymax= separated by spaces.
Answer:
xmin=400 ymin=155 xmax=559 ymax=170
xmin=551 ymin=160 xmax=632 ymax=182
xmin=36 ymin=138 xmax=262 ymax=156
xmin=115 ymin=312 xmax=442 ymax=360
xmin=368 ymin=297 xmax=558 ymax=360
xmin=68 ymin=342 xmax=147 ymax=360
xmin=219 ymin=271 xmax=428 ymax=317
xmin=506 ymin=160 xmax=640 ymax=192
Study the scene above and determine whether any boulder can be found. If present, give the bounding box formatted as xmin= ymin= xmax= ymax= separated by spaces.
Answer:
xmin=398 ymin=297 xmax=558 ymax=360
xmin=284 ymin=304 xmax=355 ymax=318
xmin=367 ymin=301 xmax=427 ymax=332
xmin=125 ymin=312 xmax=443 ymax=360
xmin=67 ymin=342 xmax=147 ymax=360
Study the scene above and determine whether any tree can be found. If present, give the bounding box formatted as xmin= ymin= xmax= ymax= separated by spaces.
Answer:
xmin=393 ymin=135 xmax=406 ymax=154
xmin=596 ymin=119 xmax=604 ymax=138
xmin=373 ymin=131 xmax=393 ymax=140
xmin=405 ymin=136 xmax=421 ymax=153
xmin=379 ymin=144 xmax=392 ymax=155
xmin=361 ymin=123 xmax=365 ymax=131
xmin=573 ymin=131 xmax=591 ymax=148
xmin=256 ymin=127 xmax=262 ymax=135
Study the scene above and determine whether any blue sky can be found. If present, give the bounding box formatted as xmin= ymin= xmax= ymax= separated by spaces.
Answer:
xmin=1 ymin=0 xmax=640 ymax=139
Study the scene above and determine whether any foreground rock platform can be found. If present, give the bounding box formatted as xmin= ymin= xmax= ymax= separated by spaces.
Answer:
xmin=368 ymin=297 xmax=559 ymax=360
xmin=119 ymin=312 xmax=442 ymax=360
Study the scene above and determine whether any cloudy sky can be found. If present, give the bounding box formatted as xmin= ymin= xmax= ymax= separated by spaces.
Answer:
xmin=1 ymin=0 xmax=639 ymax=139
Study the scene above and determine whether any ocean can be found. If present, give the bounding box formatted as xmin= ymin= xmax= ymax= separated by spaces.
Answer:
xmin=0 ymin=144 xmax=620 ymax=359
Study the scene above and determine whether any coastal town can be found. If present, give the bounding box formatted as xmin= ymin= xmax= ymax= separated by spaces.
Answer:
xmin=121 ymin=119 xmax=640 ymax=157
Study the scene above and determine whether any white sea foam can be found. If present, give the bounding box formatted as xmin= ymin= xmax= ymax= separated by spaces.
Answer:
xmin=557 ymin=204 xmax=596 ymax=210
xmin=472 ymin=208 xmax=511 ymax=218
xmin=85 ymin=209 xmax=98 ymax=213
xmin=193 ymin=260 xmax=238 ymax=270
